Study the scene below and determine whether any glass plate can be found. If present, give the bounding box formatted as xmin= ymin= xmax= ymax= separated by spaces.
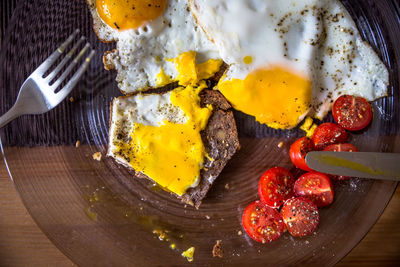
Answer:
xmin=1 ymin=0 xmax=399 ymax=266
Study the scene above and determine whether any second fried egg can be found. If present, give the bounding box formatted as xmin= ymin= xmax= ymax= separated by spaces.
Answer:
xmin=190 ymin=0 xmax=389 ymax=129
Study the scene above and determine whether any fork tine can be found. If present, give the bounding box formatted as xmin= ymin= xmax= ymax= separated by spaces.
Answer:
xmin=50 ymin=43 xmax=90 ymax=90
xmin=55 ymin=50 xmax=96 ymax=100
xmin=45 ymin=36 xmax=86 ymax=82
xmin=34 ymin=29 xmax=80 ymax=75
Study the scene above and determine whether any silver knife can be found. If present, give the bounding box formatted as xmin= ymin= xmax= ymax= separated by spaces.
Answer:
xmin=305 ymin=152 xmax=400 ymax=181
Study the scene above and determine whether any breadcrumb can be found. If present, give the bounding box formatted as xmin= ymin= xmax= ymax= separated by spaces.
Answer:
xmin=225 ymin=183 xmax=230 ymax=190
xmin=69 ymin=97 xmax=74 ymax=102
xmin=75 ymin=140 xmax=80 ymax=148
xmin=212 ymin=240 xmax=223 ymax=258
xmin=278 ymin=142 xmax=283 ymax=148
xmin=237 ymin=230 xmax=243 ymax=236
xmin=92 ymin=152 xmax=102 ymax=161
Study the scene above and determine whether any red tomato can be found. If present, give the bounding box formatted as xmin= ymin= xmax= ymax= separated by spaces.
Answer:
xmin=324 ymin=143 xmax=359 ymax=180
xmin=258 ymin=167 xmax=295 ymax=208
xmin=294 ymin=172 xmax=334 ymax=207
xmin=312 ymin=123 xmax=348 ymax=150
xmin=333 ymin=95 xmax=373 ymax=131
xmin=242 ymin=201 xmax=285 ymax=243
xmin=280 ymin=197 xmax=319 ymax=237
xmin=290 ymin=137 xmax=314 ymax=171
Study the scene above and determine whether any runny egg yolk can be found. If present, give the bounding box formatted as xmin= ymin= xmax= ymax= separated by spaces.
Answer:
xmin=218 ymin=67 xmax=312 ymax=129
xmin=96 ymin=0 xmax=166 ymax=30
xmin=126 ymin=82 xmax=212 ymax=196
xmin=116 ymin=52 xmax=221 ymax=196
xmin=171 ymin=51 xmax=223 ymax=86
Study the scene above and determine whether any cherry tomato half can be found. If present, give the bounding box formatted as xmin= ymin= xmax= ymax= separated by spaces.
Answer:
xmin=323 ymin=143 xmax=359 ymax=180
xmin=333 ymin=95 xmax=373 ymax=131
xmin=312 ymin=123 xmax=348 ymax=150
xmin=258 ymin=167 xmax=295 ymax=208
xmin=294 ymin=172 xmax=334 ymax=207
xmin=281 ymin=197 xmax=319 ymax=237
xmin=290 ymin=137 xmax=314 ymax=171
xmin=242 ymin=201 xmax=285 ymax=243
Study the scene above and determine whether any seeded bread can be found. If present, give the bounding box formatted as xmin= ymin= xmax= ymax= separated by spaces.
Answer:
xmin=180 ymin=89 xmax=240 ymax=208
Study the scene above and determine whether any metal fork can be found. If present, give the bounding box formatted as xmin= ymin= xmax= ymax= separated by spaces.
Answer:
xmin=0 ymin=29 xmax=95 ymax=128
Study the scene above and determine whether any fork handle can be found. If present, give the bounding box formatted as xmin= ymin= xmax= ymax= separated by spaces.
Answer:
xmin=0 ymin=105 xmax=22 ymax=128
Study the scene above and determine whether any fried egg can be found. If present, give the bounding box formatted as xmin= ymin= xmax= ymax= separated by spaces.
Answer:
xmin=190 ymin=0 xmax=389 ymax=129
xmin=108 ymin=52 xmax=222 ymax=196
xmin=87 ymin=0 xmax=219 ymax=94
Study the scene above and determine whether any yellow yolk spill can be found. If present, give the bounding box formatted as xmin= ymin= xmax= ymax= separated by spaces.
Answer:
xmin=197 ymin=59 xmax=223 ymax=81
xmin=155 ymin=68 xmax=172 ymax=86
xmin=172 ymin=51 xmax=223 ymax=86
xmin=96 ymin=0 xmax=166 ymax=30
xmin=218 ymin=66 xmax=312 ymax=129
xmin=243 ymin=56 xmax=253 ymax=64
xmin=182 ymin=247 xmax=195 ymax=262
xmin=300 ymin=117 xmax=318 ymax=137
xmin=117 ymin=52 xmax=221 ymax=196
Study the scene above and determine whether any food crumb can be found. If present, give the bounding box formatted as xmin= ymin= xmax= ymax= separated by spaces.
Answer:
xmin=181 ymin=247 xmax=195 ymax=262
xmin=205 ymin=215 xmax=211 ymax=220
xmin=92 ymin=152 xmax=102 ymax=161
xmin=278 ymin=142 xmax=284 ymax=148
xmin=169 ymin=243 xmax=176 ymax=250
xmin=237 ymin=230 xmax=242 ymax=236
xmin=212 ymin=240 xmax=224 ymax=258
xmin=69 ymin=97 xmax=74 ymax=102
xmin=75 ymin=140 xmax=80 ymax=148
xmin=152 ymin=229 xmax=168 ymax=241
xmin=225 ymin=183 xmax=230 ymax=190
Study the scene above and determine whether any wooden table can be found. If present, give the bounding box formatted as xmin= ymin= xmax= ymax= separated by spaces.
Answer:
xmin=1 ymin=1 xmax=399 ymax=266
xmin=0 ymin=156 xmax=399 ymax=266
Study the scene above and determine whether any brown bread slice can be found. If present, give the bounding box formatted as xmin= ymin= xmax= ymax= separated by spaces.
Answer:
xmin=108 ymin=89 xmax=239 ymax=209
xmin=180 ymin=89 xmax=240 ymax=208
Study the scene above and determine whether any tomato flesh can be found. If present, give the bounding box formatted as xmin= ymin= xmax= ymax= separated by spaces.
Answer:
xmin=333 ymin=95 xmax=373 ymax=131
xmin=242 ymin=201 xmax=285 ymax=243
xmin=290 ymin=137 xmax=314 ymax=171
xmin=294 ymin=172 xmax=334 ymax=207
xmin=281 ymin=197 xmax=319 ymax=237
xmin=323 ymin=143 xmax=359 ymax=180
xmin=258 ymin=167 xmax=295 ymax=208
xmin=312 ymin=123 xmax=348 ymax=150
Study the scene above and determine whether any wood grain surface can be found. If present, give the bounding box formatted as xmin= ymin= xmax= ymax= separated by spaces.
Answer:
xmin=0 ymin=155 xmax=399 ymax=266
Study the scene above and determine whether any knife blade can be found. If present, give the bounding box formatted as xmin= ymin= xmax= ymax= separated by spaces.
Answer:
xmin=305 ymin=152 xmax=400 ymax=181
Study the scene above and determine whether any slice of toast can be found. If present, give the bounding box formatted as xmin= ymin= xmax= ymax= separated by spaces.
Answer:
xmin=108 ymin=89 xmax=239 ymax=208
